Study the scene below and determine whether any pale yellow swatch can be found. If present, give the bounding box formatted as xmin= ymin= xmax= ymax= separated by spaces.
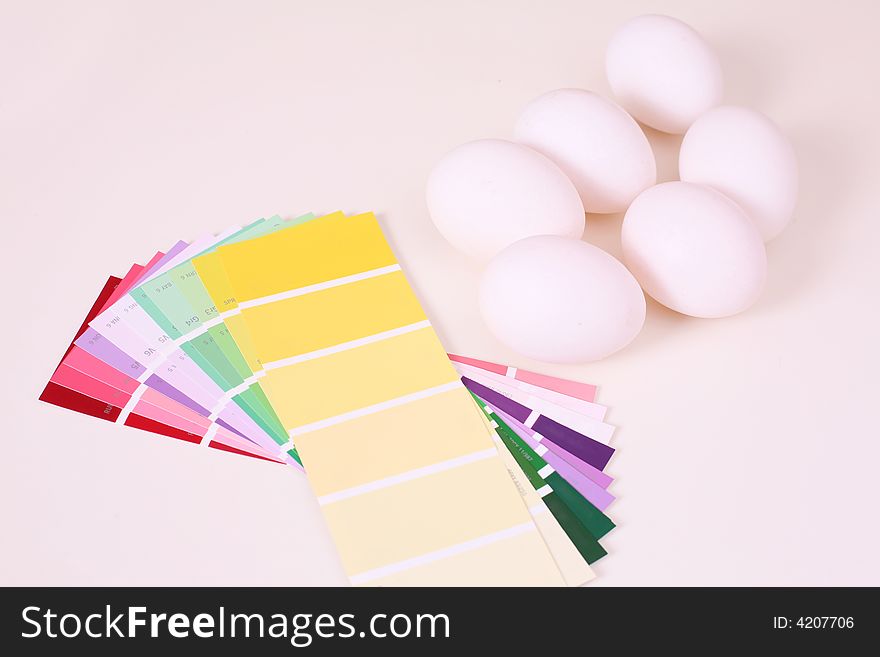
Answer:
xmin=320 ymin=457 xmax=536 ymax=576
xmin=474 ymin=397 xmax=594 ymax=586
xmin=363 ymin=530 xmax=566 ymax=587
xmin=493 ymin=434 xmax=595 ymax=587
xmin=296 ymin=387 xmax=495 ymax=497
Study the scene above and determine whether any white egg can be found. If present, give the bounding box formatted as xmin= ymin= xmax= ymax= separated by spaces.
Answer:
xmin=605 ymin=15 xmax=723 ymax=134
xmin=479 ymin=235 xmax=646 ymax=362
xmin=680 ymin=106 xmax=798 ymax=241
xmin=426 ymin=139 xmax=585 ymax=261
xmin=622 ymin=182 xmax=767 ymax=318
xmin=514 ymin=89 xmax=656 ymax=214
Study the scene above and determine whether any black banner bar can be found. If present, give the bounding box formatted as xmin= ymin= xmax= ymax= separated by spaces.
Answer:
xmin=0 ymin=587 xmax=873 ymax=654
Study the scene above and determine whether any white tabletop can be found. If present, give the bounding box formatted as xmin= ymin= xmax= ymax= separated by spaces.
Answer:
xmin=2 ymin=0 xmax=878 ymax=585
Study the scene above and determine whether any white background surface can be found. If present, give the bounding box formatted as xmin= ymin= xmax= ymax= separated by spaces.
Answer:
xmin=2 ymin=0 xmax=878 ymax=585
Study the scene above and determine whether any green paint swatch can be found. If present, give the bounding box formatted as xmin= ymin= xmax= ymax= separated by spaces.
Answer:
xmin=471 ymin=392 xmax=609 ymax=564
xmin=131 ymin=215 xmax=316 ymax=461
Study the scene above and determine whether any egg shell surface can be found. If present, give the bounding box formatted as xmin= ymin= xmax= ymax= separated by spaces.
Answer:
xmin=679 ymin=105 xmax=798 ymax=241
xmin=514 ymin=88 xmax=656 ymax=214
xmin=605 ymin=14 xmax=723 ymax=134
xmin=479 ymin=235 xmax=646 ymax=362
xmin=621 ymin=182 xmax=767 ymax=318
xmin=426 ymin=139 xmax=585 ymax=261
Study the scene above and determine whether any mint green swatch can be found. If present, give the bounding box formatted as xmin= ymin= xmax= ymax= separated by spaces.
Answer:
xmin=130 ymin=214 xmax=316 ymax=461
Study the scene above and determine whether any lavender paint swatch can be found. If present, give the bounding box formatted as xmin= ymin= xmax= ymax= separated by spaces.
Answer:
xmin=461 ymin=376 xmax=615 ymax=470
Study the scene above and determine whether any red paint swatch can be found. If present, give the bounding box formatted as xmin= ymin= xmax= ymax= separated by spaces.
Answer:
xmin=40 ymin=273 xmax=282 ymax=464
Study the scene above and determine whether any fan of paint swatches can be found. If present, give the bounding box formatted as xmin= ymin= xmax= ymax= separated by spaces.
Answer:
xmin=39 ymin=211 xmax=618 ymax=586
xmin=75 ymin=222 xmax=302 ymax=466
xmin=41 ymin=272 xmax=285 ymax=462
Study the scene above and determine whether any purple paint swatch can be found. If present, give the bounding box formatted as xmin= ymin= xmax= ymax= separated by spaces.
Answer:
xmin=490 ymin=406 xmax=615 ymax=511
xmin=462 ymin=376 xmax=615 ymax=471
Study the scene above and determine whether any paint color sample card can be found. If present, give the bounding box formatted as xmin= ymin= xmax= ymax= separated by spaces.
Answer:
xmin=41 ymin=275 xmax=282 ymax=462
xmin=492 ymin=405 xmax=615 ymax=509
xmin=448 ymin=353 xmax=598 ymax=402
xmin=462 ymin=377 xmax=615 ymax=471
xmin=40 ymin=211 xmax=620 ymax=586
xmin=74 ymin=230 xmax=289 ymax=456
xmin=484 ymin=422 xmax=595 ymax=586
xmin=130 ymin=216 xmax=316 ymax=463
xmin=452 ymin=360 xmax=608 ymax=421
xmin=215 ymin=212 xmax=566 ymax=586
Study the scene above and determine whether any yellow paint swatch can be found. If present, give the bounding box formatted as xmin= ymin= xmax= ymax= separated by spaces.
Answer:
xmin=260 ymin=327 xmax=457 ymax=430
xmin=222 ymin=211 xmax=392 ymax=303
xmin=215 ymin=211 xmax=565 ymax=586
xmin=192 ymin=212 xmax=343 ymax=372
xmin=241 ymin=271 xmax=426 ymax=364
xmin=193 ymin=245 xmax=265 ymax=371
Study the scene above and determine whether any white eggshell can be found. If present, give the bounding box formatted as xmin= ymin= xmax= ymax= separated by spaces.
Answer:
xmin=605 ymin=15 xmax=723 ymax=134
xmin=622 ymin=182 xmax=767 ymax=318
xmin=679 ymin=106 xmax=798 ymax=241
xmin=514 ymin=89 xmax=656 ymax=214
xmin=426 ymin=139 xmax=585 ymax=261
xmin=479 ymin=236 xmax=646 ymax=362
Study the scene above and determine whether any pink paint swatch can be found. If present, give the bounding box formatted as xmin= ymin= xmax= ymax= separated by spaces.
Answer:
xmin=448 ymin=353 xmax=598 ymax=402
